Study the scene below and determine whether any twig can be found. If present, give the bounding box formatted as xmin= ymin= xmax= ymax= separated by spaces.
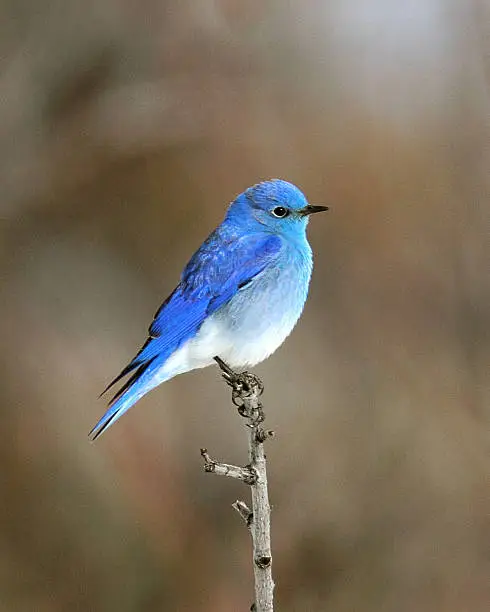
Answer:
xmin=232 ymin=499 xmax=253 ymax=526
xmin=200 ymin=356 xmax=275 ymax=611
xmin=200 ymin=448 xmax=257 ymax=484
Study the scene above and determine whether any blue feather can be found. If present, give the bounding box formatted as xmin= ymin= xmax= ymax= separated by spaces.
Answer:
xmin=90 ymin=231 xmax=282 ymax=439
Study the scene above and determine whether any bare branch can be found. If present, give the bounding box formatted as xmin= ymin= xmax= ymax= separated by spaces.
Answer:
xmin=200 ymin=448 xmax=257 ymax=484
xmin=200 ymin=358 xmax=275 ymax=611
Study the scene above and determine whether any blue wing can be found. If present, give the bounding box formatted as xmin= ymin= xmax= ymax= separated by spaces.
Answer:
xmin=90 ymin=229 xmax=282 ymax=439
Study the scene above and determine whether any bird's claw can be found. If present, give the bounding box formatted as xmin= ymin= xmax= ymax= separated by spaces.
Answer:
xmin=214 ymin=357 xmax=264 ymax=421
xmin=214 ymin=356 xmax=236 ymax=381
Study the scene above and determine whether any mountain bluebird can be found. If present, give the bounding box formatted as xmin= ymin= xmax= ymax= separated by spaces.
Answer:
xmin=90 ymin=179 xmax=327 ymax=439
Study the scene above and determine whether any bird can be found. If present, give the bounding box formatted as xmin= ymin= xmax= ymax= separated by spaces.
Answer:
xmin=90 ymin=179 xmax=328 ymax=439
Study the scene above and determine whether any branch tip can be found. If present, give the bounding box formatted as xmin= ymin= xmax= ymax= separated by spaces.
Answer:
xmin=256 ymin=428 xmax=274 ymax=443
xmin=232 ymin=499 xmax=253 ymax=526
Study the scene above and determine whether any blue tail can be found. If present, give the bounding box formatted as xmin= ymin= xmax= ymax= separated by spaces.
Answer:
xmin=90 ymin=354 xmax=166 ymax=440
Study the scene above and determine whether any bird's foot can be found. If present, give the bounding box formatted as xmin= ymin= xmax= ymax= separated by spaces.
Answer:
xmin=214 ymin=356 xmax=237 ymax=385
xmin=214 ymin=356 xmax=264 ymax=394
xmin=214 ymin=357 xmax=265 ymax=423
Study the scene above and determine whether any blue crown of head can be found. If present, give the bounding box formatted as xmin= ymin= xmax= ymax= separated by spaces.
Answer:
xmin=228 ymin=179 xmax=308 ymax=219
xmin=244 ymin=179 xmax=307 ymax=211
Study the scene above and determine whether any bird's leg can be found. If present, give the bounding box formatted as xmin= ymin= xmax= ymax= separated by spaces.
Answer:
xmin=214 ymin=356 xmax=265 ymax=422
xmin=214 ymin=356 xmax=237 ymax=385
xmin=214 ymin=356 xmax=264 ymax=394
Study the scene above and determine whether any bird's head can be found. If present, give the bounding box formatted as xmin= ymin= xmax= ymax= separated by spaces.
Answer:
xmin=226 ymin=179 xmax=328 ymax=237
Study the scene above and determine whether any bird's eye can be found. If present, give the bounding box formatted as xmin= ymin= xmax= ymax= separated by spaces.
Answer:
xmin=271 ymin=206 xmax=289 ymax=218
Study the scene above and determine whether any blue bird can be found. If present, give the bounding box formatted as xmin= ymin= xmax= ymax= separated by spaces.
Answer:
xmin=90 ymin=179 xmax=327 ymax=439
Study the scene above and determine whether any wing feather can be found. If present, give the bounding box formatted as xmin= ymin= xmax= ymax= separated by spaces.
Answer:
xmin=93 ymin=230 xmax=282 ymax=438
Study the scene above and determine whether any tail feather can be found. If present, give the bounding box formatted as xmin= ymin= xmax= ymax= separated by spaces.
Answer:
xmin=99 ymin=337 xmax=155 ymax=398
xmin=90 ymin=355 xmax=164 ymax=441
xmin=92 ymin=282 xmax=209 ymax=439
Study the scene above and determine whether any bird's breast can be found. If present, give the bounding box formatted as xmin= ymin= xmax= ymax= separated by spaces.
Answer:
xmin=212 ymin=243 xmax=313 ymax=366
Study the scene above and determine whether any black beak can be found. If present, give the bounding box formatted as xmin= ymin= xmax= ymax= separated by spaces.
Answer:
xmin=300 ymin=204 xmax=329 ymax=216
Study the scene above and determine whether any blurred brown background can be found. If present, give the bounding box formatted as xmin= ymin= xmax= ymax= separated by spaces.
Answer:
xmin=1 ymin=1 xmax=489 ymax=610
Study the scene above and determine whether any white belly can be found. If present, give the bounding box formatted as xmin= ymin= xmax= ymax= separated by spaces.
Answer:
xmin=161 ymin=306 xmax=299 ymax=379
xmin=159 ymin=243 xmax=312 ymax=379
